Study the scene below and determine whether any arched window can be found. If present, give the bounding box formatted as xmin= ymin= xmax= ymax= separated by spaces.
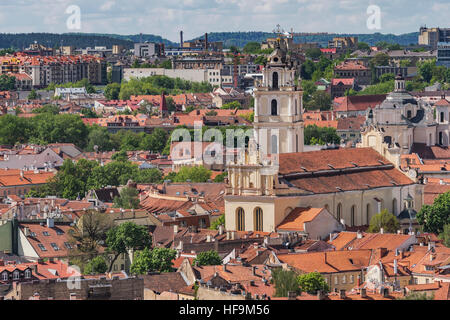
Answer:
xmin=2 ymin=272 xmax=7 ymax=281
xmin=254 ymin=207 xmax=263 ymax=232
xmin=272 ymin=72 xmax=279 ymax=89
xmin=236 ymin=208 xmax=245 ymax=231
xmin=271 ymin=135 xmax=278 ymax=154
xmin=439 ymin=132 xmax=443 ymax=145
xmin=351 ymin=206 xmax=356 ymax=227
xmin=295 ymin=99 xmax=298 ymax=115
xmin=296 ymin=134 xmax=299 ymax=152
xmin=440 ymin=112 xmax=445 ymax=123
xmin=271 ymin=99 xmax=278 ymax=116
xmin=336 ymin=203 xmax=342 ymax=222
xmin=25 ymin=269 xmax=31 ymax=279
xmin=13 ymin=270 xmax=20 ymax=280
xmin=392 ymin=198 xmax=398 ymax=215
xmin=366 ymin=204 xmax=371 ymax=225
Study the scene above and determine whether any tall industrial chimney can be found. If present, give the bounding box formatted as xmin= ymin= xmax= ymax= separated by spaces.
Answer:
xmin=180 ymin=31 xmax=184 ymax=48
xmin=205 ymin=33 xmax=208 ymax=51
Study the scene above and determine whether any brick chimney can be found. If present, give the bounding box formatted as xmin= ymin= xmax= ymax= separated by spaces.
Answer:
xmin=339 ymin=289 xmax=346 ymax=299
xmin=360 ymin=288 xmax=367 ymax=298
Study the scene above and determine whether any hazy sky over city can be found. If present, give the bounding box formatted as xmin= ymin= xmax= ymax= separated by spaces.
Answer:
xmin=0 ymin=0 xmax=448 ymax=41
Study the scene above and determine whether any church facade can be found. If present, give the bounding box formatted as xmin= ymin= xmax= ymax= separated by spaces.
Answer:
xmin=359 ymin=75 xmax=449 ymax=168
xmin=224 ymin=55 xmax=424 ymax=235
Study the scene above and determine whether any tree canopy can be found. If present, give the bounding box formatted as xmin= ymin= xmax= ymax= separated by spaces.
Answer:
xmin=416 ymin=192 xmax=450 ymax=234
xmin=368 ymin=209 xmax=400 ymax=233
xmin=130 ymin=247 xmax=177 ymax=274
xmin=297 ymin=272 xmax=329 ymax=294
xmin=193 ymin=250 xmax=222 ymax=266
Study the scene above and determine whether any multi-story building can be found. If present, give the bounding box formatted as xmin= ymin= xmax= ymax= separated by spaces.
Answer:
xmin=134 ymin=42 xmax=164 ymax=58
xmin=328 ymin=37 xmax=358 ymax=52
xmin=437 ymin=42 xmax=450 ymax=67
xmin=334 ymin=61 xmax=371 ymax=86
xmin=419 ymin=27 xmax=450 ymax=49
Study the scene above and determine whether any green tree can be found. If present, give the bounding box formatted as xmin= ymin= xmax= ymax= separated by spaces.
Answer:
xmin=84 ymin=256 xmax=108 ymax=275
xmin=86 ymin=126 xmax=113 ymax=152
xmin=379 ymin=73 xmax=396 ymax=83
xmin=417 ymin=59 xmax=435 ymax=83
xmin=113 ymin=187 xmax=140 ymax=209
xmin=440 ymin=224 xmax=450 ymax=248
xmin=305 ymin=48 xmax=323 ymax=60
xmin=210 ymin=215 xmax=225 ymax=230
xmin=357 ymin=42 xmax=370 ymax=50
xmin=27 ymin=89 xmax=40 ymax=100
xmin=243 ymin=42 xmax=262 ymax=54
xmin=272 ymin=269 xmax=301 ymax=298
xmin=0 ymin=115 xmax=29 ymax=145
xmin=306 ymin=91 xmax=332 ymax=110
xmin=297 ymin=272 xmax=329 ymax=294
xmin=172 ymin=166 xmax=212 ymax=183
xmin=368 ymin=209 xmax=400 ymax=233
xmin=397 ymin=292 xmax=434 ymax=300
xmin=0 ymin=74 xmax=16 ymax=90
xmin=213 ymin=172 xmax=228 ymax=183
xmin=370 ymin=52 xmax=390 ymax=67
xmin=130 ymin=247 xmax=177 ymax=274
xmin=221 ymin=101 xmax=242 ymax=110
xmin=416 ymin=192 xmax=450 ymax=234
xmin=104 ymin=83 xmax=121 ymax=100
xmin=105 ymin=222 xmax=152 ymax=272
xmin=193 ymin=250 xmax=222 ymax=266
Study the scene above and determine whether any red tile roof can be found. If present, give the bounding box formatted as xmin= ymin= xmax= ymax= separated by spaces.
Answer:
xmin=277 ymin=208 xmax=324 ymax=232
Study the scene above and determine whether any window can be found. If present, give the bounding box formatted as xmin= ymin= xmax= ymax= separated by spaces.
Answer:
xmin=51 ymin=243 xmax=60 ymax=251
xmin=64 ymin=242 xmax=73 ymax=249
xmin=42 ymin=231 xmax=50 ymax=236
xmin=271 ymin=135 xmax=278 ymax=154
xmin=25 ymin=269 xmax=32 ymax=279
xmin=351 ymin=206 xmax=356 ymax=227
xmin=334 ymin=276 xmax=339 ymax=285
xmin=350 ymin=275 xmax=354 ymax=283
xmin=13 ymin=271 xmax=20 ymax=280
xmin=337 ymin=203 xmax=342 ymax=221
xmin=56 ymin=230 xmax=64 ymax=235
xmin=236 ymin=208 xmax=245 ymax=231
xmin=272 ymin=72 xmax=279 ymax=89
xmin=2 ymin=272 xmax=7 ymax=281
xmin=271 ymin=99 xmax=278 ymax=116
xmin=366 ymin=204 xmax=370 ymax=225
xmin=440 ymin=112 xmax=445 ymax=123
xmin=342 ymin=275 xmax=346 ymax=284
xmin=37 ymin=244 xmax=47 ymax=251
xmin=392 ymin=198 xmax=398 ymax=215
xmin=254 ymin=208 xmax=263 ymax=232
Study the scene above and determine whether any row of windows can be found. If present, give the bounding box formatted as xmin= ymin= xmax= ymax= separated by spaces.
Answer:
xmin=326 ymin=274 xmax=355 ymax=285
xmin=37 ymin=242 xmax=72 ymax=252
xmin=333 ymin=199 xmax=398 ymax=226
xmin=236 ymin=207 xmax=263 ymax=232
xmin=1 ymin=269 xmax=32 ymax=281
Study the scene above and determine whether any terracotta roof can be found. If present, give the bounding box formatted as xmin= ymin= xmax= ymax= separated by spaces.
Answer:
xmin=329 ymin=232 xmax=415 ymax=252
xmin=332 ymin=78 xmax=355 ymax=86
xmin=335 ymin=61 xmax=369 ymax=71
xmin=424 ymin=183 xmax=450 ymax=205
xmin=278 ymin=250 xmax=373 ymax=273
xmin=337 ymin=116 xmax=366 ymax=131
xmin=333 ymin=95 xmax=386 ymax=112
xmin=142 ymin=272 xmax=188 ymax=293
xmin=18 ymin=222 xmax=73 ymax=259
xmin=410 ymin=143 xmax=450 ymax=160
xmin=435 ymin=98 xmax=450 ymax=107
xmin=277 ymin=208 xmax=324 ymax=232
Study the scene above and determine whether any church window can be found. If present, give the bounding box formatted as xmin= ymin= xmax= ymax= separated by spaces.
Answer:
xmin=254 ymin=208 xmax=263 ymax=232
xmin=236 ymin=208 xmax=245 ymax=231
xmin=337 ymin=203 xmax=342 ymax=221
xmin=351 ymin=206 xmax=356 ymax=227
xmin=271 ymin=135 xmax=278 ymax=154
xmin=272 ymin=72 xmax=279 ymax=89
xmin=271 ymin=99 xmax=278 ymax=116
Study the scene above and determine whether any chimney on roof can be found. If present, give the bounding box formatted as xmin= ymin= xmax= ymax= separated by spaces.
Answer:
xmin=382 ymin=288 xmax=389 ymax=298
xmin=360 ymin=288 xmax=367 ymax=298
xmin=380 ymin=228 xmax=384 ymax=234
xmin=394 ymin=259 xmax=398 ymax=275
xmin=218 ymin=224 xmax=224 ymax=236
xmin=339 ymin=289 xmax=346 ymax=299
xmin=46 ymin=217 xmax=54 ymax=228
xmin=223 ymin=263 xmax=227 ymax=272
xmin=317 ymin=290 xmax=325 ymax=300
xmin=174 ymin=224 xmax=179 ymax=234
xmin=231 ymin=231 xmax=236 ymax=241
xmin=252 ymin=266 xmax=257 ymax=276
xmin=206 ymin=234 xmax=212 ymax=243
xmin=357 ymin=230 xmax=363 ymax=239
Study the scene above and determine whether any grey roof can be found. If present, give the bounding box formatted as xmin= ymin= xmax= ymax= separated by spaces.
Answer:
xmin=0 ymin=147 xmax=64 ymax=170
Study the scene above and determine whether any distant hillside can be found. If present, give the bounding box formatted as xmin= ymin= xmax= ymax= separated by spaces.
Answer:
xmin=0 ymin=33 xmax=176 ymax=50
xmin=190 ymin=31 xmax=420 ymax=48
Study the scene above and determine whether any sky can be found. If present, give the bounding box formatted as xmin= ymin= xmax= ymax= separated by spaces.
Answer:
xmin=0 ymin=0 xmax=448 ymax=42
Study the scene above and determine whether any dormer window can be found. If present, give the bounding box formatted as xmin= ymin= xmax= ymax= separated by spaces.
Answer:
xmin=13 ymin=270 xmax=20 ymax=280
xmin=25 ymin=269 xmax=32 ymax=279
xmin=2 ymin=272 xmax=7 ymax=281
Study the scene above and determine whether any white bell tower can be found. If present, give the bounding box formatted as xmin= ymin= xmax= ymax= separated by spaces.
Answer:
xmin=253 ymin=46 xmax=304 ymax=155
